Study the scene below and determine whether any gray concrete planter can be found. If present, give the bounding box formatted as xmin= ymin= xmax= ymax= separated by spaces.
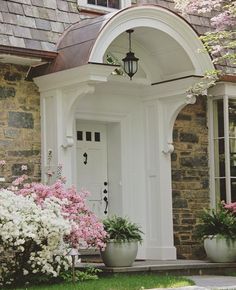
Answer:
xmin=101 ymin=240 xmax=138 ymax=267
xmin=204 ymin=236 xmax=236 ymax=262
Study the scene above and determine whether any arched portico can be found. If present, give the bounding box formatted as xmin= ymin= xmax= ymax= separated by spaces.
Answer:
xmin=34 ymin=5 xmax=213 ymax=260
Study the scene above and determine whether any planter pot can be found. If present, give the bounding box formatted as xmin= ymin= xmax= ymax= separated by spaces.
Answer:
xmin=101 ymin=241 xmax=138 ymax=267
xmin=204 ymin=236 xmax=236 ymax=262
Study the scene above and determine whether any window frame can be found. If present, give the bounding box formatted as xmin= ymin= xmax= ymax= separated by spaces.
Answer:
xmin=78 ymin=0 xmax=132 ymax=13
xmin=209 ymin=94 xmax=236 ymax=205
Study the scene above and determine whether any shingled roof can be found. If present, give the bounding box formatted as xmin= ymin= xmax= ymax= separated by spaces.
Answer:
xmin=0 ymin=0 xmax=214 ymax=53
xmin=0 ymin=0 xmax=84 ymax=51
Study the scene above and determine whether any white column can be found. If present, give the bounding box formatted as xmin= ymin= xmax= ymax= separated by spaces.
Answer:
xmin=144 ymin=91 xmax=196 ymax=260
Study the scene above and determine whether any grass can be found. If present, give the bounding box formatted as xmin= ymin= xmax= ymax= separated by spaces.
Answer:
xmin=15 ymin=274 xmax=194 ymax=290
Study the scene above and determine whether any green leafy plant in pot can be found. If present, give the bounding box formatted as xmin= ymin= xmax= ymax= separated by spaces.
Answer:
xmin=101 ymin=216 xmax=143 ymax=267
xmin=196 ymin=203 xmax=236 ymax=262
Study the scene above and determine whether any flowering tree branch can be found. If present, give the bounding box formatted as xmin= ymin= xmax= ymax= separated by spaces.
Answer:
xmin=174 ymin=0 xmax=236 ymax=95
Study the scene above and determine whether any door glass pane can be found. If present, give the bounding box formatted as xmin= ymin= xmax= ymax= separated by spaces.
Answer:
xmin=214 ymin=139 xmax=225 ymax=177
xmin=86 ymin=131 xmax=92 ymax=141
xmin=215 ymin=178 xmax=226 ymax=203
xmin=231 ymin=178 xmax=236 ymax=202
xmin=77 ymin=131 xmax=83 ymax=141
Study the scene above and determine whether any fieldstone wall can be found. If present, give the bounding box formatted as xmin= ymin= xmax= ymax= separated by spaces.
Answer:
xmin=171 ymin=96 xmax=210 ymax=259
xmin=0 ymin=63 xmax=41 ymax=185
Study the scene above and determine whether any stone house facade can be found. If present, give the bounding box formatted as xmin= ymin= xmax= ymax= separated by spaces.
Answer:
xmin=0 ymin=0 xmax=235 ymax=260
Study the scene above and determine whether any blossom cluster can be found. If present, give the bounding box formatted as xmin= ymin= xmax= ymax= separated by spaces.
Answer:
xmin=16 ymin=179 xmax=107 ymax=250
xmin=0 ymin=174 xmax=107 ymax=287
xmin=0 ymin=189 xmax=72 ymax=286
xmin=174 ymin=0 xmax=236 ymax=29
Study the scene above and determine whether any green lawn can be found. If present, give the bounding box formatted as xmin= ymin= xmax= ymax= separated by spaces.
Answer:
xmin=15 ymin=274 xmax=194 ymax=290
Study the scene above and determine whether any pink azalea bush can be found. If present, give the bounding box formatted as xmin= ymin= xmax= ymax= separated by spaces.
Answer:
xmin=0 ymin=173 xmax=107 ymax=287
xmin=15 ymin=178 xmax=107 ymax=250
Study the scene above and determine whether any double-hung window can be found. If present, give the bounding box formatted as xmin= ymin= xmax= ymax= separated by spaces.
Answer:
xmin=78 ymin=0 xmax=132 ymax=12
xmin=210 ymin=95 xmax=236 ymax=204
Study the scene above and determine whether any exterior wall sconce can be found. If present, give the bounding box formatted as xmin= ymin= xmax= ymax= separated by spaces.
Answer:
xmin=122 ymin=29 xmax=139 ymax=80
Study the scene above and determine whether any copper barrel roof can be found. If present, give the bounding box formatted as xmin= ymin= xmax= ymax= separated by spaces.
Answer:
xmin=47 ymin=11 xmax=117 ymax=74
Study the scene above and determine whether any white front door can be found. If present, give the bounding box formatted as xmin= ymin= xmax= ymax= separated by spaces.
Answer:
xmin=76 ymin=121 xmax=108 ymax=219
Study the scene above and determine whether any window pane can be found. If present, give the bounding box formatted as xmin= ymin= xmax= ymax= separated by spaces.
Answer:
xmin=88 ymin=0 xmax=96 ymax=4
xmin=94 ymin=132 xmax=100 ymax=142
xmin=230 ymin=139 xmax=236 ymax=177
xmin=215 ymin=178 xmax=226 ymax=203
xmin=97 ymin=0 xmax=107 ymax=6
xmin=213 ymin=99 xmax=224 ymax=138
xmin=214 ymin=139 xmax=225 ymax=177
xmin=77 ymin=131 xmax=83 ymax=141
xmin=86 ymin=131 xmax=92 ymax=141
xmin=231 ymin=178 xmax=236 ymax=202
xmin=108 ymin=0 xmax=119 ymax=8
xmin=229 ymin=100 xmax=236 ymax=138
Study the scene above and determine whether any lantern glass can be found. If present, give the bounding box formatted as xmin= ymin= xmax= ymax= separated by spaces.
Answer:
xmin=122 ymin=52 xmax=139 ymax=80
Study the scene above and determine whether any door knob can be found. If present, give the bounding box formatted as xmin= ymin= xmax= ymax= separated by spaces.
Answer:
xmin=83 ymin=152 xmax=87 ymax=164
xmin=103 ymin=196 xmax=108 ymax=215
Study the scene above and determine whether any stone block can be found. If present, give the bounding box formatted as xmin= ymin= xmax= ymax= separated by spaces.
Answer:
xmin=0 ymin=140 xmax=12 ymax=148
xmin=4 ymin=128 xmax=19 ymax=139
xmin=173 ymin=198 xmax=188 ymax=208
xmin=11 ymin=163 xmax=33 ymax=176
xmin=179 ymin=132 xmax=199 ymax=143
xmin=8 ymin=150 xmax=40 ymax=157
xmin=4 ymin=71 xmax=22 ymax=82
xmin=180 ymin=156 xmax=208 ymax=168
xmin=171 ymin=152 xmax=177 ymax=161
xmin=0 ymin=87 xmax=15 ymax=99
xmin=7 ymin=2 xmax=24 ymax=15
xmin=177 ymin=114 xmax=192 ymax=121
xmin=8 ymin=112 xmax=34 ymax=129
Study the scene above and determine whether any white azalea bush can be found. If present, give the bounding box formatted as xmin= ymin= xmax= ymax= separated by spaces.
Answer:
xmin=0 ymin=189 xmax=72 ymax=287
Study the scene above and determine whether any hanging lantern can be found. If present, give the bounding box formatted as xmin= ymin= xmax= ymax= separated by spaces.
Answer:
xmin=122 ymin=29 xmax=139 ymax=80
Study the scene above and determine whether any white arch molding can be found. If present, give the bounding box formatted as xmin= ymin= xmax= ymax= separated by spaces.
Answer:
xmin=90 ymin=6 xmax=213 ymax=76
xmin=34 ymin=5 xmax=214 ymax=260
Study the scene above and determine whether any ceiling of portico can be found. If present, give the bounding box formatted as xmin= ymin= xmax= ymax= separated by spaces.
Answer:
xmin=106 ymin=27 xmax=195 ymax=83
